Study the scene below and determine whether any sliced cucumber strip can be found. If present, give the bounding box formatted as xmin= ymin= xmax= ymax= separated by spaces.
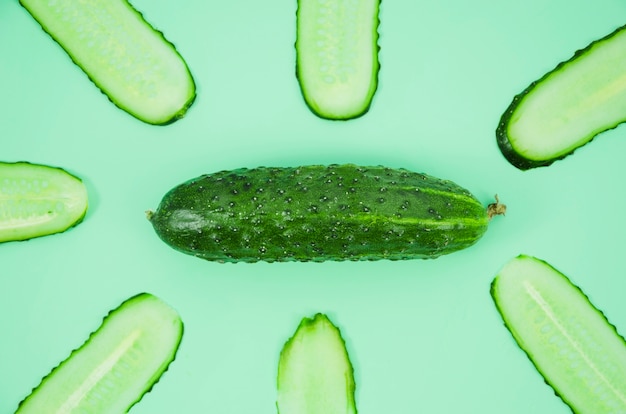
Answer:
xmin=20 ymin=0 xmax=196 ymax=125
xmin=497 ymin=24 xmax=626 ymax=169
xmin=491 ymin=255 xmax=626 ymax=413
xmin=0 ymin=161 xmax=88 ymax=243
xmin=15 ymin=293 xmax=183 ymax=413
xmin=296 ymin=0 xmax=380 ymax=120
xmin=277 ymin=313 xmax=357 ymax=414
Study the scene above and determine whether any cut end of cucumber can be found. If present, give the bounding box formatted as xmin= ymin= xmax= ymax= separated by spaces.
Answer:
xmin=296 ymin=0 xmax=380 ymax=120
xmin=491 ymin=255 xmax=626 ymax=413
xmin=0 ymin=161 xmax=88 ymax=243
xmin=496 ymin=98 xmax=592 ymax=171
xmin=20 ymin=0 xmax=197 ymax=125
xmin=496 ymin=113 xmax=562 ymax=170
xmin=497 ymin=24 xmax=626 ymax=170
xmin=143 ymin=85 xmax=197 ymax=126
xmin=277 ymin=313 xmax=357 ymax=414
xmin=15 ymin=292 xmax=183 ymax=414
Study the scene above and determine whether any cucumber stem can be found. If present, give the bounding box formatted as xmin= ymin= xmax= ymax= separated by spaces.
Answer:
xmin=487 ymin=194 xmax=506 ymax=220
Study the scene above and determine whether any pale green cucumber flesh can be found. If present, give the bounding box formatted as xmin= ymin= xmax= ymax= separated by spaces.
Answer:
xmin=497 ymin=24 xmax=626 ymax=169
xmin=20 ymin=0 xmax=196 ymax=125
xmin=147 ymin=164 xmax=495 ymax=263
xmin=0 ymin=161 xmax=88 ymax=243
xmin=296 ymin=0 xmax=380 ymax=120
xmin=491 ymin=255 xmax=626 ymax=413
xmin=277 ymin=313 xmax=357 ymax=414
xmin=16 ymin=293 xmax=183 ymax=414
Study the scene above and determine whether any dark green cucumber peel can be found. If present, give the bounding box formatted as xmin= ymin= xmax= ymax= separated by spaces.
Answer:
xmin=1 ymin=161 xmax=88 ymax=243
xmin=20 ymin=0 xmax=196 ymax=125
xmin=277 ymin=313 xmax=357 ymax=414
xmin=147 ymin=164 xmax=505 ymax=263
xmin=296 ymin=0 xmax=381 ymax=120
xmin=491 ymin=255 xmax=626 ymax=413
xmin=15 ymin=293 xmax=183 ymax=413
xmin=497 ymin=24 xmax=626 ymax=170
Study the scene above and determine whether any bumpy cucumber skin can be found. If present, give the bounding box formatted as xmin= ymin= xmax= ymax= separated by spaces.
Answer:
xmin=19 ymin=0 xmax=196 ymax=125
xmin=496 ymin=24 xmax=626 ymax=170
xmin=0 ymin=161 xmax=88 ymax=243
xmin=15 ymin=293 xmax=183 ymax=414
xmin=491 ymin=255 xmax=626 ymax=413
xmin=148 ymin=164 xmax=490 ymax=263
xmin=295 ymin=0 xmax=381 ymax=120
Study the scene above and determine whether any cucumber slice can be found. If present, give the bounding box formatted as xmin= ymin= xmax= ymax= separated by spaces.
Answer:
xmin=497 ymin=24 xmax=626 ymax=169
xmin=15 ymin=293 xmax=183 ymax=413
xmin=491 ymin=255 xmax=626 ymax=413
xmin=277 ymin=313 xmax=357 ymax=414
xmin=0 ymin=161 xmax=88 ymax=243
xmin=20 ymin=0 xmax=196 ymax=125
xmin=296 ymin=0 xmax=380 ymax=120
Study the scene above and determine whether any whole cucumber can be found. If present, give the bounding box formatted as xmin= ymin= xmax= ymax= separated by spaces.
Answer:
xmin=147 ymin=164 xmax=504 ymax=263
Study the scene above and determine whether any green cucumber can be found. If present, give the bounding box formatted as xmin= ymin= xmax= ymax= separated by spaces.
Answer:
xmin=1 ymin=161 xmax=88 ymax=243
xmin=15 ymin=293 xmax=183 ymax=413
xmin=147 ymin=164 xmax=505 ymax=263
xmin=491 ymin=255 xmax=626 ymax=413
xmin=497 ymin=24 xmax=626 ymax=169
xmin=296 ymin=0 xmax=380 ymax=120
xmin=20 ymin=0 xmax=196 ymax=125
xmin=277 ymin=313 xmax=357 ymax=414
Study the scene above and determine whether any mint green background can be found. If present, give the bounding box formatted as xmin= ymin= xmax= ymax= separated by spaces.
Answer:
xmin=2 ymin=1 xmax=626 ymax=413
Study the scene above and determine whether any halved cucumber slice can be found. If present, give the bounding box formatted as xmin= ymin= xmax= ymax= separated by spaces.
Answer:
xmin=491 ymin=255 xmax=626 ymax=413
xmin=277 ymin=313 xmax=357 ymax=414
xmin=20 ymin=0 xmax=196 ymax=125
xmin=497 ymin=24 xmax=626 ymax=169
xmin=0 ymin=161 xmax=88 ymax=243
xmin=296 ymin=0 xmax=380 ymax=120
xmin=16 ymin=293 xmax=183 ymax=413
